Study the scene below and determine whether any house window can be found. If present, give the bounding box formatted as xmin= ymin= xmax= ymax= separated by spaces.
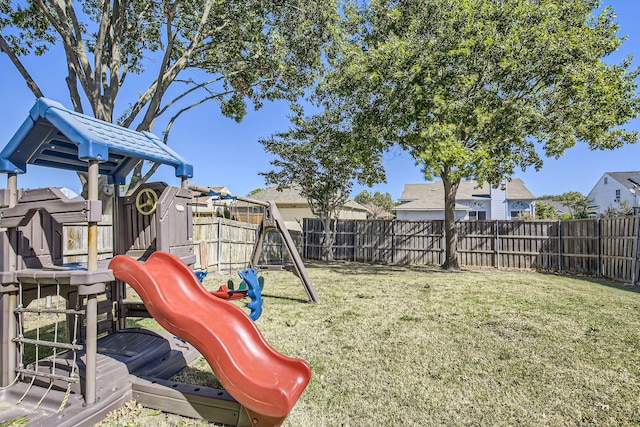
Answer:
xmin=510 ymin=201 xmax=530 ymax=219
xmin=469 ymin=211 xmax=487 ymax=220
xmin=615 ymin=189 xmax=621 ymax=202
xmin=604 ymin=177 xmax=608 ymax=185
xmin=468 ymin=201 xmax=487 ymax=220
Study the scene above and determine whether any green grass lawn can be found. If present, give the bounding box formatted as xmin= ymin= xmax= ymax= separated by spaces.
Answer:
xmin=104 ymin=264 xmax=640 ymax=426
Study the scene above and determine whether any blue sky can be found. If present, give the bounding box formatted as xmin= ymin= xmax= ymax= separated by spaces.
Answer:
xmin=1 ymin=1 xmax=639 ymax=200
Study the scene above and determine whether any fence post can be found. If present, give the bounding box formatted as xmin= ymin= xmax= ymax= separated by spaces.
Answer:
xmin=495 ymin=220 xmax=500 ymax=269
xmin=558 ymin=220 xmax=562 ymax=272
xmin=217 ymin=217 xmax=222 ymax=273
xmin=302 ymin=218 xmax=307 ymax=259
xmin=632 ymin=214 xmax=640 ymax=286
xmin=391 ymin=221 xmax=396 ymax=264
xmin=440 ymin=220 xmax=445 ymax=265
xmin=597 ymin=218 xmax=602 ymax=278
xmin=353 ymin=220 xmax=358 ymax=262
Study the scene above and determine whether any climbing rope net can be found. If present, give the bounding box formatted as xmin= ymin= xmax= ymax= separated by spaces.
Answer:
xmin=4 ymin=279 xmax=83 ymax=412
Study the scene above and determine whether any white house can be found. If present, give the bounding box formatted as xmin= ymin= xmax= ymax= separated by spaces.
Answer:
xmin=586 ymin=171 xmax=640 ymax=216
xmin=394 ymin=179 xmax=536 ymax=221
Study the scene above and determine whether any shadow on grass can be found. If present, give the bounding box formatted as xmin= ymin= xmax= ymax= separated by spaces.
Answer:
xmin=536 ymin=270 xmax=640 ymax=294
xmin=261 ymin=293 xmax=311 ymax=304
xmin=307 ymin=261 xmax=640 ymax=297
xmin=306 ymin=261 xmax=493 ymax=276
xmin=307 ymin=262 xmax=431 ymax=274
xmin=126 ymin=316 xmax=160 ymax=330
xmin=170 ymin=364 xmax=222 ymax=389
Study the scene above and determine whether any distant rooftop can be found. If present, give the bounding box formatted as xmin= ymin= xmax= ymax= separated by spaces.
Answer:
xmin=605 ymin=171 xmax=640 ymax=190
xmin=249 ymin=186 xmax=367 ymax=211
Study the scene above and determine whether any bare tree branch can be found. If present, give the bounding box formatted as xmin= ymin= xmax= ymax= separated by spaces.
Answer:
xmin=62 ymin=0 xmax=97 ymax=108
xmin=93 ymin=0 xmax=111 ymax=92
xmin=104 ymin=0 xmax=126 ymax=107
xmin=136 ymin=1 xmax=178 ymax=131
xmin=162 ymin=93 xmax=234 ymax=144
xmin=157 ymin=75 xmax=229 ymax=116
xmin=65 ymin=69 xmax=83 ymax=113
xmin=34 ymin=0 xmax=98 ymax=115
xmin=124 ymin=1 xmax=226 ymax=131
xmin=0 ymin=34 xmax=45 ymax=98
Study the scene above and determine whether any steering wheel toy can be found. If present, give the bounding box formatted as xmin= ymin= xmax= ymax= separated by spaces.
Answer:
xmin=136 ymin=188 xmax=159 ymax=215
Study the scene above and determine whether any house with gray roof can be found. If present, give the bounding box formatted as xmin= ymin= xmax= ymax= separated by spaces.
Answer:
xmin=394 ymin=179 xmax=536 ymax=221
xmin=587 ymin=171 xmax=640 ymax=216
xmin=239 ymin=186 xmax=368 ymax=231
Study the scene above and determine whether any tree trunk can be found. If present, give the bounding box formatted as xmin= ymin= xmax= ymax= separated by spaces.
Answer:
xmin=441 ymin=170 xmax=461 ymax=270
xmin=321 ymin=215 xmax=335 ymax=261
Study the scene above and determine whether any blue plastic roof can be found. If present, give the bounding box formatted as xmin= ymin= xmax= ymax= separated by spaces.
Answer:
xmin=0 ymin=98 xmax=193 ymax=184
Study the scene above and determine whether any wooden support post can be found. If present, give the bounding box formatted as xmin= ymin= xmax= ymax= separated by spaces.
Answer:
xmin=87 ymin=162 xmax=99 ymax=273
xmin=217 ymin=218 xmax=222 ymax=273
xmin=2 ymin=173 xmax=18 ymax=386
xmin=85 ymin=160 xmax=99 ymax=405
xmin=251 ymin=202 xmax=320 ymax=303
xmin=112 ymin=183 xmax=126 ymax=330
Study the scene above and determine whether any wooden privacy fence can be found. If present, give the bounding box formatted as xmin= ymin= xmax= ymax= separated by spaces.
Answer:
xmin=63 ymin=217 xmax=301 ymax=273
xmin=303 ymin=217 xmax=640 ymax=284
xmin=64 ymin=222 xmax=114 ymax=262
xmin=192 ymin=217 xmax=257 ymax=273
xmin=192 ymin=217 xmax=301 ymax=273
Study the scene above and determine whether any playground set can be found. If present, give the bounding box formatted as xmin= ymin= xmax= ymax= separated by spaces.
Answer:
xmin=0 ymin=98 xmax=317 ymax=426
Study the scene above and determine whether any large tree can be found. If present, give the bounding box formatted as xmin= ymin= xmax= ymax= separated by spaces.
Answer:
xmin=322 ymin=0 xmax=640 ymax=269
xmin=260 ymin=111 xmax=385 ymax=261
xmin=0 ymin=0 xmax=336 ymax=190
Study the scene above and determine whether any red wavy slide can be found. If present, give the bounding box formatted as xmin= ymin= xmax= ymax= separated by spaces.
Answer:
xmin=108 ymin=251 xmax=312 ymax=427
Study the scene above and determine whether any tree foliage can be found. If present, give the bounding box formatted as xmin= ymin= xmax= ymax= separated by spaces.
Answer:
xmin=540 ymin=191 xmax=591 ymax=218
xmin=601 ymin=200 xmax=633 ymax=218
xmin=1 ymin=0 xmax=336 ymax=189
xmin=259 ymin=111 xmax=385 ymax=260
xmin=247 ymin=188 xmax=263 ymax=197
xmin=321 ymin=0 xmax=640 ymax=269
xmin=554 ymin=191 xmax=591 ymax=218
xmin=534 ymin=200 xmax=558 ymax=219
xmin=354 ymin=190 xmax=396 ymax=219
